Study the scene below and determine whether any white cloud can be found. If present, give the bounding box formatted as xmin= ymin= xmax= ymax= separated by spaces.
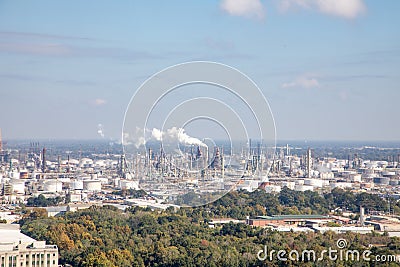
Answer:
xmin=280 ymin=0 xmax=366 ymax=19
xmin=93 ymin=98 xmax=107 ymax=106
xmin=0 ymin=42 xmax=71 ymax=56
xmin=282 ymin=75 xmax=320 ymax=89
xmin=220 ymin=0 xmax=265 ymax=19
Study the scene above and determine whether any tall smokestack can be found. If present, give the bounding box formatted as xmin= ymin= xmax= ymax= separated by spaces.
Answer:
xmin=398 ymin=154 xmax=400 ymax=168
xmin=249 ymin=139 xmax=252 ymax=157
xmin=42 ymin=147 xmax=46 ymax=173
xmin=58 ymin=155 xmax=61 ymax=173
xmin=67 ymin=154 xmax=70 ymax=173
xmin=120 ymin=154 xmax=126 ymax=178
xmin=347 ymin=155 xmax=350 ymax=169
xmin=221 ymin=149 xmax=225 ymax=179
xmin=306 ymin=148 xmax=312 ymax=178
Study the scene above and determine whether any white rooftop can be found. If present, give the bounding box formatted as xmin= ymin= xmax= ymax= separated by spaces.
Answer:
xmin=0 ymin=224 xmax=36 ymax=244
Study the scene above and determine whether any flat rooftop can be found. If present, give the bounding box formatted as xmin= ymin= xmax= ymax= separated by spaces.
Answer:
xmin=0 ymin=224 xmax=36 ymax=244
xmin=255 ymin=215 xmax=329 ymax=220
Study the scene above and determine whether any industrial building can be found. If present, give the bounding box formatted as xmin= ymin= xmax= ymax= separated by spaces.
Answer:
xmin=247 ymin=214 xmax=330 ymax=227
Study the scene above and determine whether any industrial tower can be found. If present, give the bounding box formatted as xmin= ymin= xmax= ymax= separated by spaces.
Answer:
xmin=306 ymin=148 xmax=312 ymax=178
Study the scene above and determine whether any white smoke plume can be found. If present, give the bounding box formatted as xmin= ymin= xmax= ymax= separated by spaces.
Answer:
xmin=97 ymin=124 xmax=105 ymax=138
xmin=124 ymin=127 xmax=207 ymax=148
xmin=151 ymin=127 xmax=207 ymax=147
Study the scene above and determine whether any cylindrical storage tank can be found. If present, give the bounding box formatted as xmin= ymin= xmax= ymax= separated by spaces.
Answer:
xmin=281 ymin=181 xmax=295 ymax=190
xmin=119 ymin=180 xmax=139 ymax=190
xmin=95 ymin=160 xmax=106 ymax=168
xmin=71 ymin=180 xmax=84 ymax=190
xmin=360 ymin=182 xmax=374 ymax=189
xmin=83 ymin=180 xmax=102 ymax=191
xmin=79 ymin=158 xmax=94 ymax=168
xmin=304 ymin=178 xmax=323 ymax=187
xmin=330 ymin=182 xmax=353 ymax=189
xmin=351 ymin=174 xmax=362 ymax=182
xmin=58 ymin=177 xmax=71 ymax=183
xmin=98 ymin=177 xmax=108 ymax=184
xmin=10 ymin=179 xmax=25 ymax=194
xmin=68 ymin=159 xmax=79 ymax=165
xmin=322 ymin=180 xmax=330 ymax=186
xmin=265 ymin=185 xmax=281 ymax=194
xmin=44 ymin=180 xmax=63 ymax=193
xmin=373 ymin=177 xmax=390 ymax=185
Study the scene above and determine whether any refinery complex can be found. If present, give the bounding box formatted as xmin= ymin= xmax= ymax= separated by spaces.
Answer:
xmin=2 ymin=127 xmax=400 ymax=265
xmin=1 ymin=126 xmax=400 ymax=209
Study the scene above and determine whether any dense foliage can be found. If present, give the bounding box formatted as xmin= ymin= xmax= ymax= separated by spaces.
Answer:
xmin=112 ymin=189 xmax=147 ymax=198
xmin=189 ymin=187 xmax=389 ymax=220
xmin=19 ymin=189 xmax=400 ymax=266
xmin=26 ymin=194 xmax=64 ymax=207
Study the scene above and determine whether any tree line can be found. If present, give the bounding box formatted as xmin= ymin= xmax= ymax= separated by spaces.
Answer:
xmin=19 ymin=188 xmax=400 ymax=267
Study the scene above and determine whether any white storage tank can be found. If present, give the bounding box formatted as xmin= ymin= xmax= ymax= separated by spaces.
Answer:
xmin=304 ymin=178 xmax=324 ymax=188
xmin=265 ymin=185 xmax=281 ymax=194
xmin=44 ymin=180 xmax=63 ymax=193
xmin=330 ymin=182 xmax=353 ymax=189
xmin=79 ymin=158 xmax=94 ymax=168
xmin=95 ymin=160 xmax=106 ymax=168
xmin=294 ymin=185 xmax=314 ymax=192
xmin=58 ymin=177 xmax=71 ymax=183
xmin=64 ymin=158 xmax=79 ymax=166
xmin=70 ymin=193 xmax=82 ymax=202
xmin=83 ymin=180 xmax=102 ymax=191
xmin=281 ymin=181 xmax=295 ymax=190
xmin=98 ymin=177 xmax=109 ymax=184
xmin=350 ymin=174 xmax=362 ymax=182
xmin=119 ymin=180 xmax=139 ymax=190
xmin=71 ymin=180 xmax=84 ymax=190
xmin=320 ymin=172 xmax=334 ymax=179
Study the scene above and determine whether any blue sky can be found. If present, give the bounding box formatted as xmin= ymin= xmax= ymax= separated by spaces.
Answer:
xmin=0 ymin=0 xmax=399 ymax=141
